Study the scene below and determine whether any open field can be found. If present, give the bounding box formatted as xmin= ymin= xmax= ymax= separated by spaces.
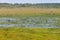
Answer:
xmin=0 ymin=27 xmax=60 ymax=40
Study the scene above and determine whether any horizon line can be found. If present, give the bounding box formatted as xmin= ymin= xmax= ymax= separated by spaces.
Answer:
xmin=0 ymin=2 xmax=60 ymax=4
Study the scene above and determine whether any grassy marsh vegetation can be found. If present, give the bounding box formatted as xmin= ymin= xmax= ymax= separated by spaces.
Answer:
xmin=0 ymin=8 xmax=59 ymax=40
xmin=0 ymin=27 xmax=60 ymax=40
xmin=0 ymin=3 xmax=60 ymax=40
xmin=0 ymin=8 xmax=60 ymax=17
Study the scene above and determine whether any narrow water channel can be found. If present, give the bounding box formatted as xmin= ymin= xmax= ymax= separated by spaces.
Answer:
xmin=0 ymin=17 xmax=60 ymax=28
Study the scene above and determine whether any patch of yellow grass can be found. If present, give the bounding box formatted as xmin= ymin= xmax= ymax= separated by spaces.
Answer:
xmin=0 ymin=8 xmax=60 ymax=16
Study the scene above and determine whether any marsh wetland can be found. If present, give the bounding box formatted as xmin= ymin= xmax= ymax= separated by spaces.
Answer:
xmin=0 ymin=16 xmax=60 ymax=28
xmin=0 ymin=3 xmax=60 ymax=40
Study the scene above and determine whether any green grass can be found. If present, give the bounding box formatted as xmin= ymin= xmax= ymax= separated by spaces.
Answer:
xmin=0 ymin=27 xmax=60 ymax=40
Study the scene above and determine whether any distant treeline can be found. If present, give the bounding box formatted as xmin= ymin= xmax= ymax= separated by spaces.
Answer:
xmin=0 ymin=3 xmax=60 ymax=8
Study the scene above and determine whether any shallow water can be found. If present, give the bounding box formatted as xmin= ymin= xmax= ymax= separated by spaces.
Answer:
xmin=0 ymin=17 xmax=60 ymax=28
